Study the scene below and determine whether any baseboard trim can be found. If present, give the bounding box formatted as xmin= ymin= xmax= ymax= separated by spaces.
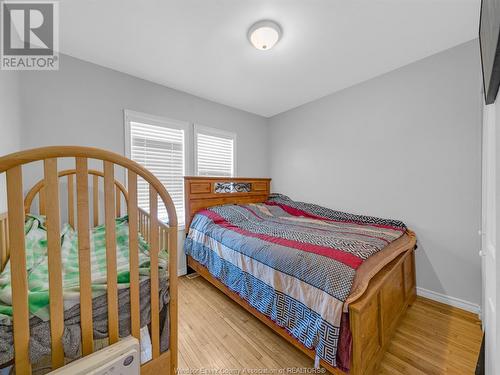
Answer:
xmin=416 ymin=287 xmax=481 ymax=316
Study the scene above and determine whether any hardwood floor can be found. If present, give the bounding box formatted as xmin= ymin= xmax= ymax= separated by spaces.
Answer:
xmin=178 ymin=275 xmax=483 ymax=374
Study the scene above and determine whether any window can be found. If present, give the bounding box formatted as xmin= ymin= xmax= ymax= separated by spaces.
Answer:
xmin=125 ymin=111 xmax=189 ymax=226
xmin=195 ymin=125 xmax=236 ymax=177
xmin=125 ymin=113 xmax=237 ymax=226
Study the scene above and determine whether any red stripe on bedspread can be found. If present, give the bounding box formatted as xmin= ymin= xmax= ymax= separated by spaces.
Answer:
xmin=199 ymin=210 xmax=363 ymax=269
xmin=266 ymin=201 xmax=405 ymax=232
xmin=242 ymin=205 xmax=391 ymax=245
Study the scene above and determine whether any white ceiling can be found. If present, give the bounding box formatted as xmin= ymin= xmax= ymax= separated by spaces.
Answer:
xmin=60 ymin=0 xmax=480 ymax=117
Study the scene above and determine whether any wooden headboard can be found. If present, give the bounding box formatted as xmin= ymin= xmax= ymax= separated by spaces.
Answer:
xmin=184 ymin=176 xmax=271 ymax=229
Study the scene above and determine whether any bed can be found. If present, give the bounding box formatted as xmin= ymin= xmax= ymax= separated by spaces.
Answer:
xmin=183 ymin=177 xmax=416 ymax=375
xmin=0 ymin=146 xmax=178 ymax=375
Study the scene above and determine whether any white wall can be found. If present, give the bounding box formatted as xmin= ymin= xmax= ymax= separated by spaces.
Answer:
xmin=268 ymin=40 xmax=483 ymax=308
xmin=19 ymin=55 xmax=269 ymax=177
xmin=0 ymin=71 xmax=22 ymax=212
xmin=18 ymin=55 xmax=270 ymax=274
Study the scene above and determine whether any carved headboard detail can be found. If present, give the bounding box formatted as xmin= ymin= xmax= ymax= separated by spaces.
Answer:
xmin=184 ymin=176 xmax=271 ymax=230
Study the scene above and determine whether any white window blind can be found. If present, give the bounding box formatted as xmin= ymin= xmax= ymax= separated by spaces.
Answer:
xmin=195 ymin=127 xmax=235 ymax=177
xmin=130 ymin=121 xmax=185 ymax=226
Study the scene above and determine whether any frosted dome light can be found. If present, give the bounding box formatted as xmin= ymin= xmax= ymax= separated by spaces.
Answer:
xmin=248 ymin=20 xmax=282 ymax=51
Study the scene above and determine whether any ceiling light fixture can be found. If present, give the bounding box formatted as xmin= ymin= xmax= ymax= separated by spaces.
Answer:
xmin=248 ymin=20 xmax=282 ymax=51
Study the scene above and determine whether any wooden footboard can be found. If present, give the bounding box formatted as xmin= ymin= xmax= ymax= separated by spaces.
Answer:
xmin=348 ymin=247 xmax=416 ymax=375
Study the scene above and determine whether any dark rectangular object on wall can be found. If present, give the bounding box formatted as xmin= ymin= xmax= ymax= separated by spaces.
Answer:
xmin=480 ymin=0 xmax=500 ymax=104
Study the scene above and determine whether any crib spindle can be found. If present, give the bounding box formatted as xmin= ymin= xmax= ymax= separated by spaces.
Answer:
xmin=146 ymin=213 xmax=150 ymax=243
xmin=0 ymin=220 xmax=4 ymax=269
xmin=68 ymin=174 xmax=75 ymax=228
xmin=93 ymin=174 xmax=99 ymax=227
xmin=168 ymin=225 xmax=178 ymax=372
xmin=160 ymin=226 xmax=166 ymax=251
xmin=149 ymin=186 xmax=160 ymax=359
xmin=0 ymin=215 xmax=8 ymax=270
xmin=104 ymin=161 xmax=119 ymax=344
xmin=39 ymin=186 xmax=46 ymax=215
xmin=128 ymin=171 xmax=141 ymax=340
xmin=44 ymin=159 xmax=65 ymax=369
xmin=7 ymin=166 xmax=31 ymax=375
xmin=139 ymin=209 xmax=143 ymax=241
xmin=76 ymin=158 xmax=94 ymax=355
xmin=115 ymin=185 xmax=121 ymax=217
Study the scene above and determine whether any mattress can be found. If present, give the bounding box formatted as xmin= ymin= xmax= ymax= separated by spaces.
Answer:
xmin=184 ymin=194 xmax=409 ymax=371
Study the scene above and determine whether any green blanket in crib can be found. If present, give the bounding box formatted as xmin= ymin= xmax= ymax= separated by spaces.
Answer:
xmin=0 ymin=214 xmax=168 ymax=322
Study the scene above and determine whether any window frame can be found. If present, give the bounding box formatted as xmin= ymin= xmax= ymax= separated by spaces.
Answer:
xmin=193 ymin=124 xmax=237 ymax=177
xmin=124 ymin=109 xmax=192 ymax=229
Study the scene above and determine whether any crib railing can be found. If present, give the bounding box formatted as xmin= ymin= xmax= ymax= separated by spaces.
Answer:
xmin=24 ymin=169 xmax=129 ymax=223
xmin=0 ymin=146 xmax=178 ymax=375
xmin=0 ymin=213 xmax=8 ymax=271
xmin=138 ymin=207 xmax=169 ymax=250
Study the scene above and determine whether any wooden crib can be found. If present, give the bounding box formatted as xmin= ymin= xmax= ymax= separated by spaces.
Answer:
xmin=0 ymin=146 xmax=178 ymax=374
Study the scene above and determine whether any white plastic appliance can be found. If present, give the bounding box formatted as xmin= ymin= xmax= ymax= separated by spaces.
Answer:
xmin=49 ymin=336 xmax=140 ymax=375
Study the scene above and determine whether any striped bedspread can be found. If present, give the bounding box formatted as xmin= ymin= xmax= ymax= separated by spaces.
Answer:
xmin=184 ymin=194 xmax=406 ymax=369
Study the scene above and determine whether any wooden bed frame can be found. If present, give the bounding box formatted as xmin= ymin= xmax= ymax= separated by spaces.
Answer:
xmin=0 ymin=146 xmax=178 ymax=375
xmin=184 ymin=176 xmax=417 ymax=375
